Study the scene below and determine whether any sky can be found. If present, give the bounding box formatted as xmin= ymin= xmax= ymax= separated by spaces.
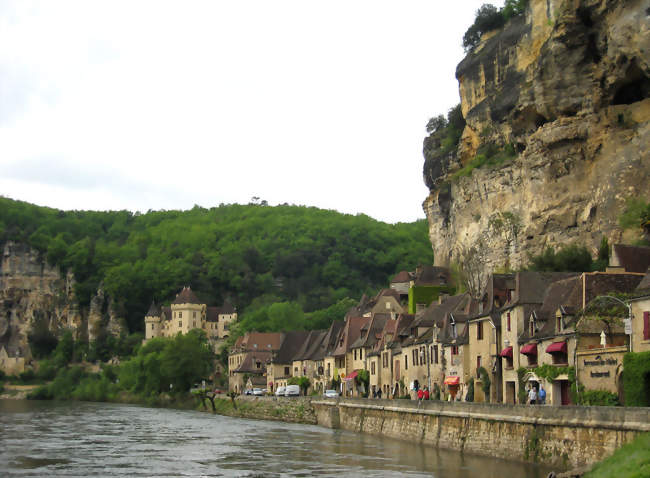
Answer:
xmin=0 ymin=1 xmax=503 ymax=224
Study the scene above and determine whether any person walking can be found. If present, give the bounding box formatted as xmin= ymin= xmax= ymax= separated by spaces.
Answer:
xmin=423 ymin=386 xmax=430 ymax=400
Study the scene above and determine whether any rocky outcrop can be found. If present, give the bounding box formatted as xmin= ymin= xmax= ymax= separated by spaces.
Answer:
xmin=0 ymin=241 xmax=124 ymax=367
xmin=423 ymin=0 xmax=650 ymax=269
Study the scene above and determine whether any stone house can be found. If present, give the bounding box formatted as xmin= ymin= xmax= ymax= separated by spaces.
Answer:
xmin=629 ymin=268 xmax=650 ymax=353
xmin=228 ymin=331 xmax=284 ymax=393
xmin=407 ymin=265 xmax=453 ymax=314
xmin=498 ymin=272 xmax=579 ymax=404
xmin=313 ymin=320 xmax=345 ymax=392
xmin=290 ymin=329 xmax=327 ymax=393
xmin=265 ymin=330 xmax=310 ymax=393
xmin=468 ymin=274 xmax=515 ymax=402
xmin=327 ymin=315 xmax=370 ymax=397
xmin=144 ymin=286 xmax=237 ymax=348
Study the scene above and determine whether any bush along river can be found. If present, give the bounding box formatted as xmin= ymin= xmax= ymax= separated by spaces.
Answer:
xmin=0 ymin=399 xmax=555 ymax=477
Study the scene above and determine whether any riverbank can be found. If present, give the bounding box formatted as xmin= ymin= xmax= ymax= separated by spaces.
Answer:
xmin=202 ymin=395 xmax=649 ymax=472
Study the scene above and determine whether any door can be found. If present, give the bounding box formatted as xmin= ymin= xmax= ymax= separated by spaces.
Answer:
xmin=506 ymin=381 xmax=516 ymax=404
xmin=560 ymin=380 xmax=571 ymax=405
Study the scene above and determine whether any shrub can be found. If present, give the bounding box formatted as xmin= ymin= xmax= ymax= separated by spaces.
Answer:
xmin=623 ymin=351 xmax=650 ymax=407
xmin=463 ymin=1 xmax=529 ymax=50
xmin=577 ymin=390 xmax=619 ymax=407
xmin=528 ymin=244 xmax=596 ymax=272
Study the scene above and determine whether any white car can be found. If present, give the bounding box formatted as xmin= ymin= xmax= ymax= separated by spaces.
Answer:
xmin=275 ymin=386 xmax=286 ymax=396
xmin=324 ymin=389 xmax=339 ymax=398
xmin=284 ymin=385 xmax=300 ymax=396
xmin=252 ymin=388 xmax=263 ymax=396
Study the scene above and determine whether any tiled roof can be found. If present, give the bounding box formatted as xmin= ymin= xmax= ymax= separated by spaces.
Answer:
xmin=507 ymin=272 xmax=580 ymax=307
xmin=636 ymin=268 xmax=650 ymax=293
xmin=331 ymin=317 xmax=370 ymax=357
xmin=612 ymin=244 xmax=650 ymax=273
xmin=391 ymin=270 xmax=412 ymax=283
xmin=234 ymin=350 xmax=273 ymax=373
xmin=146 ymin=301 xmax=161 ymax=317
xmin=274 ymin=330 xmax=311 ymax=364
xmin=415 ymin=293 xmax=471 ymax=329
xmin=237 ymin=332 xmax=285 ymax=352
xmin=414 ymin=265 xmax=450 ymax=286
xmin=171 ymin=286 xmax=202 ymax=305
xmin=312 ymin=320 xmax=345 ymax=360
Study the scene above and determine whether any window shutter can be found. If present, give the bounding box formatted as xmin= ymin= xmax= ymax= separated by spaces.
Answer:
xmin=644 ymin=311 xmax=650 ymax=341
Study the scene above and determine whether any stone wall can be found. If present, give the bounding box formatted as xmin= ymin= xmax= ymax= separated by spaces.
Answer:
xmin=312 ymin=398 xmax=650 ymax=468
xmin=212 ymin=396 xmax=318 ymax=424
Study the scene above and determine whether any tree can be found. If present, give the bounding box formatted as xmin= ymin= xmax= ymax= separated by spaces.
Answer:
xmin=426 ymin=115 xmax=447 ymax=134
xmin=457 ymin=239 xmax=490 ymax=300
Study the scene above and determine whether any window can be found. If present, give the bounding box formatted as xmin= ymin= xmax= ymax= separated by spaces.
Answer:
xmin=360 ymin=349 xmax=363 ymax=360
xmin=178 ymin=321 xmax=182 ymax=327
xmin=434 ymin=345 xmax=439 ymax=364
xmin=256 ymin=361 xmax=261 ymax=369
xmin=420 ymin=347 xmax=426 ymax=365
xmin=477 ymin=322 xmax=483 ymax=340
xmin=412 ymin=349 xmax=418 ymax=366
xmin=371 ymin=362 xmax=376 ymax=375
xmin=284 ymin=366 xmax=290 ymax=376
xmin=193 ymin=321 xmax=196 ymax=327
xmin=530 ymin=319 xmax=535 ymax=336
xmin=151 ymin=323 xmax=154 ymax=330
xmin=382 ymin=352 xmax=388 ymax=368
xmin=404 ymin=354 xmax=408 ymax=370
xmin=476 ymin=355 xmax=482 ymax=372
xmin=193 ymin=311 xmax=196 ymax=318
xmin=507 ymin=312 xmax=511 ymax=332
xmin=354 ymin=349 xmax=357 ymax=360
xmin=451 ymin=346 xmax=459 ymax=356
xmin=644 ymin=311 xmax=650 ymax=341
xmin=552 ymin=352 xmax=568 ymax=365
xmin=179 ymin=312 xmax=182 ymax=318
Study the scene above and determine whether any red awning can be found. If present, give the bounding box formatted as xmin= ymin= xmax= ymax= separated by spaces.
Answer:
xmin=444 ymin=376 xmax=460 ymax=386
xmin=342 ymin=370 xmax=358 ymax=382
xmin=499 ymin=346 xmax=513 ymax=358
xmin=520 ymin=344 xmax=537 ymax=355
xmin=546 ymin=341 xmax=567 ymax=354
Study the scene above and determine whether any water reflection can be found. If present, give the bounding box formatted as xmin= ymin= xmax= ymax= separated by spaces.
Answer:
xmin=0 ymin=400 xmax=553 ymax=477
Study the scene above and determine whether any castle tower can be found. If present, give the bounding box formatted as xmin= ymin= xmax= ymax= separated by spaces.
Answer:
xmin=144 ymin=301 xmax=162 ymax=341
xmin=170 ymin=286 xmax=206 ymax=335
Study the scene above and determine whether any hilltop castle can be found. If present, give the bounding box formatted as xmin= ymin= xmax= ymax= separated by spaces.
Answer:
xmin=144 ymin=286 xmax=236 ymax=345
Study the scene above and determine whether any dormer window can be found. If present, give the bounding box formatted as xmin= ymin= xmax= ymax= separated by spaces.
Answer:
xmin=557 ymin=316 xmax=562 ymax=332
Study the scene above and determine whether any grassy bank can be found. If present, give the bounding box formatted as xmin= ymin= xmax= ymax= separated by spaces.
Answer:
xmin=583 ymin=432 xmax=650 ymax=478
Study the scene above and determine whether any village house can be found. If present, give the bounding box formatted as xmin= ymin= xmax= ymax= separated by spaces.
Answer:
xmin=290 ymin=329 xmax=327 ymax=393
xmin=228 ymin=331 xmax=284 ymax=393
xmin=468 ymin=274 xmax=515 ymax=402
xmin=265 ymin=330 xmax=310 ymax=393
xmin=144 ymin=286 xmax=237 ymax=348
xmin=313 ymin=320 xmax=345 ymax=393
xmin=327 ymin=315 xmax=370 ymax=396
xmin=629 ymin=268 xmax=650 ymax=354
xmin=0 ymin=346 xmax=25 ymax=376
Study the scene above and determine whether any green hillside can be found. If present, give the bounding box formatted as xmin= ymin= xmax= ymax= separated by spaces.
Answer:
xmin=0 ymin=197 xmax=432 ymax=332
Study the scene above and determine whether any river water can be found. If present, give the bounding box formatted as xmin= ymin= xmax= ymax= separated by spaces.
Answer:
xmin=0 ymin=400 xmax=554 ymax=477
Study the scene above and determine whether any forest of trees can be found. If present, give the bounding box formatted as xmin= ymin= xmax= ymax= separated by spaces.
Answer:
xmin=0 ymin=197 xmax=433 ymax=334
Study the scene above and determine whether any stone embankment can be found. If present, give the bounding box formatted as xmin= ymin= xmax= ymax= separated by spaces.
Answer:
xmin=216 ymin=396 xmax=649 ymax=470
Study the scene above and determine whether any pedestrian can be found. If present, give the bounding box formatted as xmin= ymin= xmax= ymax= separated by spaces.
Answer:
xmin=528 ymin=386 xmax=537 ymax=405
xmin=417 ymin=387 xmax=424 ymax=402
xmin=377 ymin=388 xmax=382 ymax=399
xmin=538 ymin=385 xmax=546 ymax=405
xmin=423 ymin=386 xmax=430 ymax=400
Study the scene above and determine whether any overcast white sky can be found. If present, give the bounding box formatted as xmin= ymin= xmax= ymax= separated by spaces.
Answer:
xmin=0 ymin=1 xmax=503 ymax=224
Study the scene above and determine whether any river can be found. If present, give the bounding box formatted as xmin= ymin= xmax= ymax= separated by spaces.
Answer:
xmin=0 ymin=400 xmax=554 ymax=477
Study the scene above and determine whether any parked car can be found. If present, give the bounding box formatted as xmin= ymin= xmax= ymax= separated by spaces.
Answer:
xmin=252 ymin=388 xmax=263 ymax=396
xmin=275 ymin=386 xmax=286 ymax=396
xmin=324 ymin=389 xmax=339 ymax=398
xmin=285 ymin=385 xmax=300 ymax=397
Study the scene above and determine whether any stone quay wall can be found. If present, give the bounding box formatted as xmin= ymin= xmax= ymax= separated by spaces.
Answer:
xmin=311 ymin=398 xmax=650 ymax=469
xmin=212 ymin=395 xmax=318 ymax=424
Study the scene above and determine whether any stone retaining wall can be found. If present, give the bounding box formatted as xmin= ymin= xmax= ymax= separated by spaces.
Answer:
xmin=312 ymin=398 xmax=650 ymax=468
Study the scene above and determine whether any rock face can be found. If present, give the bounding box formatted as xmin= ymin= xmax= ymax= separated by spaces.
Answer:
xmin=423 ymin=0 xmax=650 ymax=269
xmin=0 ymin=241 xmax=124 ymax=365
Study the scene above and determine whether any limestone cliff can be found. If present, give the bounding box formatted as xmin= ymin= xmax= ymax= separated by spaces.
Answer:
xmin=423 ymin=0 xmax=650 ymax=269
xmin=0 ymin=241 xmax=124 ymax=365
